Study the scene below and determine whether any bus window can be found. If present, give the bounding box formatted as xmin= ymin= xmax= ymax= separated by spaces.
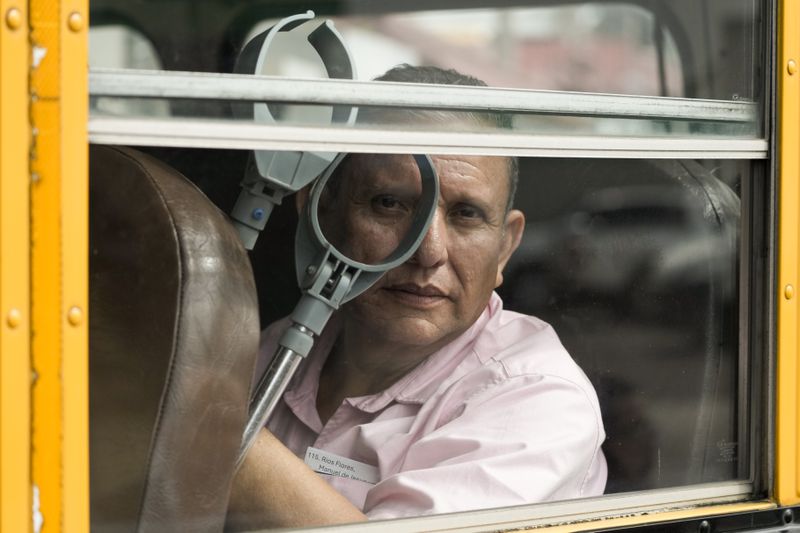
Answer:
xmin=84 ymin=0 xmax=768 ymax=530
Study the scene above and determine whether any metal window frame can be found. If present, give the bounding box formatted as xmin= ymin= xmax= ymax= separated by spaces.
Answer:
xmin=89 ymin=68 xmax=759 ymax=124
xmin=276 ymin=482 xmax=757 ymax=533
xmin=88 ymin=117 xmax=768 ymax=159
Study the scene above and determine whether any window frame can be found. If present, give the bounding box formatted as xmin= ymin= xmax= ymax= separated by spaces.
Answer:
xmin=83 ymin=0 xmax=783 ymax=529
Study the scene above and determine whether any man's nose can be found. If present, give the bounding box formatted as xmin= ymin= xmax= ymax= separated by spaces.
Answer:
xmin=410 ymin=210 xmax=448 ymax=268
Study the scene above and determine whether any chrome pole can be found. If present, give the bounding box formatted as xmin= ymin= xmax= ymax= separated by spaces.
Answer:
xmin=236 ymin=345 xmax=304 ymax=469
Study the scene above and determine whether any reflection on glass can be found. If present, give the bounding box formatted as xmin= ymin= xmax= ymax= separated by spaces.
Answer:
xmin=88 ymin=1 xmax=763 ymax=138
xmin=87 ymin=142 xmax=751 ymax=530
xmin=248 ymin=4 xmax=684 ymax=96
xmin=89 ymin=25 xmax=169 ymax=117
xmin=88 ymin=1 xmax=761 ymax=103
xmin=499 ymin=158 xmax=743 ymax=492
xmin=316 ymin=154 xmax=422 ymax=266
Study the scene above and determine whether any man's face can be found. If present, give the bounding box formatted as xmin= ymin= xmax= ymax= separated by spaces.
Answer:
xmin=325 ymin=153 xmax=525 ymax=352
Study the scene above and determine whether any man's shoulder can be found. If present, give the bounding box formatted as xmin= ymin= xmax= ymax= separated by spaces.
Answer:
xmin=471 ymin=306 xmax=592 ymax=392
xmin=432 ymin=305 xmax=604 ymax=444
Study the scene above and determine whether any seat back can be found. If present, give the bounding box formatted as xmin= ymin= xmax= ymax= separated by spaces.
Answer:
xmin=500 ymin=158 xmax=741 ymax=493
xmin=89 ymin=146 xmax=259 ymax=531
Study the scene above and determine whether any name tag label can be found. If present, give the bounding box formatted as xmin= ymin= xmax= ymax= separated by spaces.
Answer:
xmin=304 ymin=447 xmax=380 ymax=484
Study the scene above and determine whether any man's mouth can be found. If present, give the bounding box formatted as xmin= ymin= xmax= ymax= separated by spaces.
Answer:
xmin=383 ymin=283 xmax=448 ymax=307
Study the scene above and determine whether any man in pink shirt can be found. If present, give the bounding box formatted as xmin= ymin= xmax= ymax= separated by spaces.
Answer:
xmin=227 ymin=66 xmax=606 ymax=529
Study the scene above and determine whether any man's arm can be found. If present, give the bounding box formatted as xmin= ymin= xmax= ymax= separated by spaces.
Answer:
xmin=226 ymin=429 xmax=368 ymax=530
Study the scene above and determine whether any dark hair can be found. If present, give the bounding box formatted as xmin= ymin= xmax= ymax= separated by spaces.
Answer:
xmin=365 ymin=64 xmax=519 ymax=212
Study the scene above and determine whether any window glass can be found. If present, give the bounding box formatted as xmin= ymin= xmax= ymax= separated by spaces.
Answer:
xmin=241 ymin=154 xmax=745 ymax=495
xmin=87 ymin=1 xmax=764 ymax=139
xmin=89 ymin=25 xmax=168 ymax=117
xmin=88 ymin=143 xmax=748 ymax=530
xmin=498 ymin=157 xmax=744 ymax=492
xmin=248 ymin=4 xmax=684 ymax=96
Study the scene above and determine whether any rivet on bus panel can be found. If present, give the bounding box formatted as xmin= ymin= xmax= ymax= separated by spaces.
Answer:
xmin=785 ymin=284 xmax=795 ymax=300
xmin=67 ymin=11 xmax=83 ymax=32
xmin=5 ymin=7 xmax=22 ymax=30
xmin=6 ymin=308 xmax=22 ymax=328
xmin=788 ymin=60 xmax=798 ymax=75
xmin=67 ymin=306 xmax=83 ymax=326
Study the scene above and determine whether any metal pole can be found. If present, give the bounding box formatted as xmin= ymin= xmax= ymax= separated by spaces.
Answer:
xmin=237 ymin=346 xmax=305 ymax=469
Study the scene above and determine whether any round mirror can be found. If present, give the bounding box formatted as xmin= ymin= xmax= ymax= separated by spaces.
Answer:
xmin=294 ymin=152 xmax=437 ymax=305
xmin=314 ymin=154 xmax=428 ymax=267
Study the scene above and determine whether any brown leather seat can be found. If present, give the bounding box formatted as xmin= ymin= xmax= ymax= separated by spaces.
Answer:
xmin=89 ymin=146 xmax=259 ymax=532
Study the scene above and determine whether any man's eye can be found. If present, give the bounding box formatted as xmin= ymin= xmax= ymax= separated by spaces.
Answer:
xmin=452 ymin=204 xmax=483 ymax=221
xmin=371 ymin=195 xmax=405 ymax=212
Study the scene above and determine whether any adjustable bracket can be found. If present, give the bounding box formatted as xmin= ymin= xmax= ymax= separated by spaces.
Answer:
xmin=230 ymin=11 xmax=358 ymax=249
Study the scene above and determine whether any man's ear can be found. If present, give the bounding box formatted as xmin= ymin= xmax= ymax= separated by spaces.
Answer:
xmin=295 ymin=185 xmax=311 ymax=214
xmin=495 ymin=209 xmax=525 ymax=288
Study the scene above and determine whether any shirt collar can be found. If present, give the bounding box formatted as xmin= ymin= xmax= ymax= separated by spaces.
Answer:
xmin=346 ymin=292 xmax=502 ymax=412
xmin=283 ymin=293 xmax=503 ymax=419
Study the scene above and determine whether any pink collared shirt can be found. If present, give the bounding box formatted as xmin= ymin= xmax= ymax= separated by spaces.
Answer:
xmin=258 ymin=292 xmax=606 ymax=519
